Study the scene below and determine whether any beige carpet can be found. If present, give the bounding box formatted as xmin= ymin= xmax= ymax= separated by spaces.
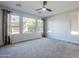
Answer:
xmin=0 ymin=38 xmax=79 ymax=58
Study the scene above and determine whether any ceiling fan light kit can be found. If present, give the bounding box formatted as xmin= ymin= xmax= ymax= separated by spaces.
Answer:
xmin=42 ymin=8 xmax=46 ymax=11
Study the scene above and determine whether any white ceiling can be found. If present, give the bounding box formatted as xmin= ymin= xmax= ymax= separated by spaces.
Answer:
xmin=0 ymin=1 xmax=79 ymax=18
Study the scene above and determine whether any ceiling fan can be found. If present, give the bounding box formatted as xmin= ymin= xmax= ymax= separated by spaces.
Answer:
xmin=35 ymin=1 xmax=52 ymax=12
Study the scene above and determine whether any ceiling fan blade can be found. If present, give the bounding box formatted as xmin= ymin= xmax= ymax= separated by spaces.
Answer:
xmin=43 ymin=1 xmax=47 ymax=7
xmin=46 ymin=8 xmax=52 ymax=12
xmin=35 ymin=8 xmax=42 ymax=11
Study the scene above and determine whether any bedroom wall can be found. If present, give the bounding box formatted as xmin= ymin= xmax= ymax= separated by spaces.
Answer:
xmin=9 ymin=11 xmax=42 ymax=43
xmin=0 ymin=10 xmax=3 ymax=46
xmin=47 ymin=8 xmax=79 ymax=44
xmin=10 ymin=33 xmax=42 ymax=43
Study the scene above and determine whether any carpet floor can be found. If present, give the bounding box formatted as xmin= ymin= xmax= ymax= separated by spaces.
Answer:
xmin=0 ymin=38 xmax=79 ymax=58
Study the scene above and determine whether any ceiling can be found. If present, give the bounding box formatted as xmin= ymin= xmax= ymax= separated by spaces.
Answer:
xmin=0 ymin=1 xmax=79 ymax=18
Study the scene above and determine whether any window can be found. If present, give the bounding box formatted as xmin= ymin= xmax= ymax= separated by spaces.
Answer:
xmin=23 ymin=17 xmax=43 ymax=33
xmin=23 ymin=17 xmax=36 ymax=33
xmin=8 ymin=14 xmax=43 ymax=35
xmin=70 ymin=13 xmax=79 ymax=35
xmin=36 ymin=20 xmax=43 ymax=33
xmin=9 ymin=15 xmax=20 ymax=34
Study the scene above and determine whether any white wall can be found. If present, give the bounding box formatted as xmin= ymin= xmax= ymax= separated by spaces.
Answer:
xmin=0 ymin=10 xmax=3 ymax=46
xmin=47 ymin=9 xmax=79 ymax=44
xmin=10 ymin=33 xmax=42 ymax=43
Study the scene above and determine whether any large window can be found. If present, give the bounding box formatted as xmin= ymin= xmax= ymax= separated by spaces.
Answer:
xmin=23 ymin=17 xmax=36 ymax=33
xmin=10 ymin=15 xmax=20 ymax=34
xmin=23 ymin=17 xmax=43 ymax=33
xmin=8 ymin=14 xmax=43 ymax=35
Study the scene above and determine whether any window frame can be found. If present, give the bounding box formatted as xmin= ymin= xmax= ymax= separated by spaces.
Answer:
xmin=8 ymin=14 xmax=20 ymax=35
